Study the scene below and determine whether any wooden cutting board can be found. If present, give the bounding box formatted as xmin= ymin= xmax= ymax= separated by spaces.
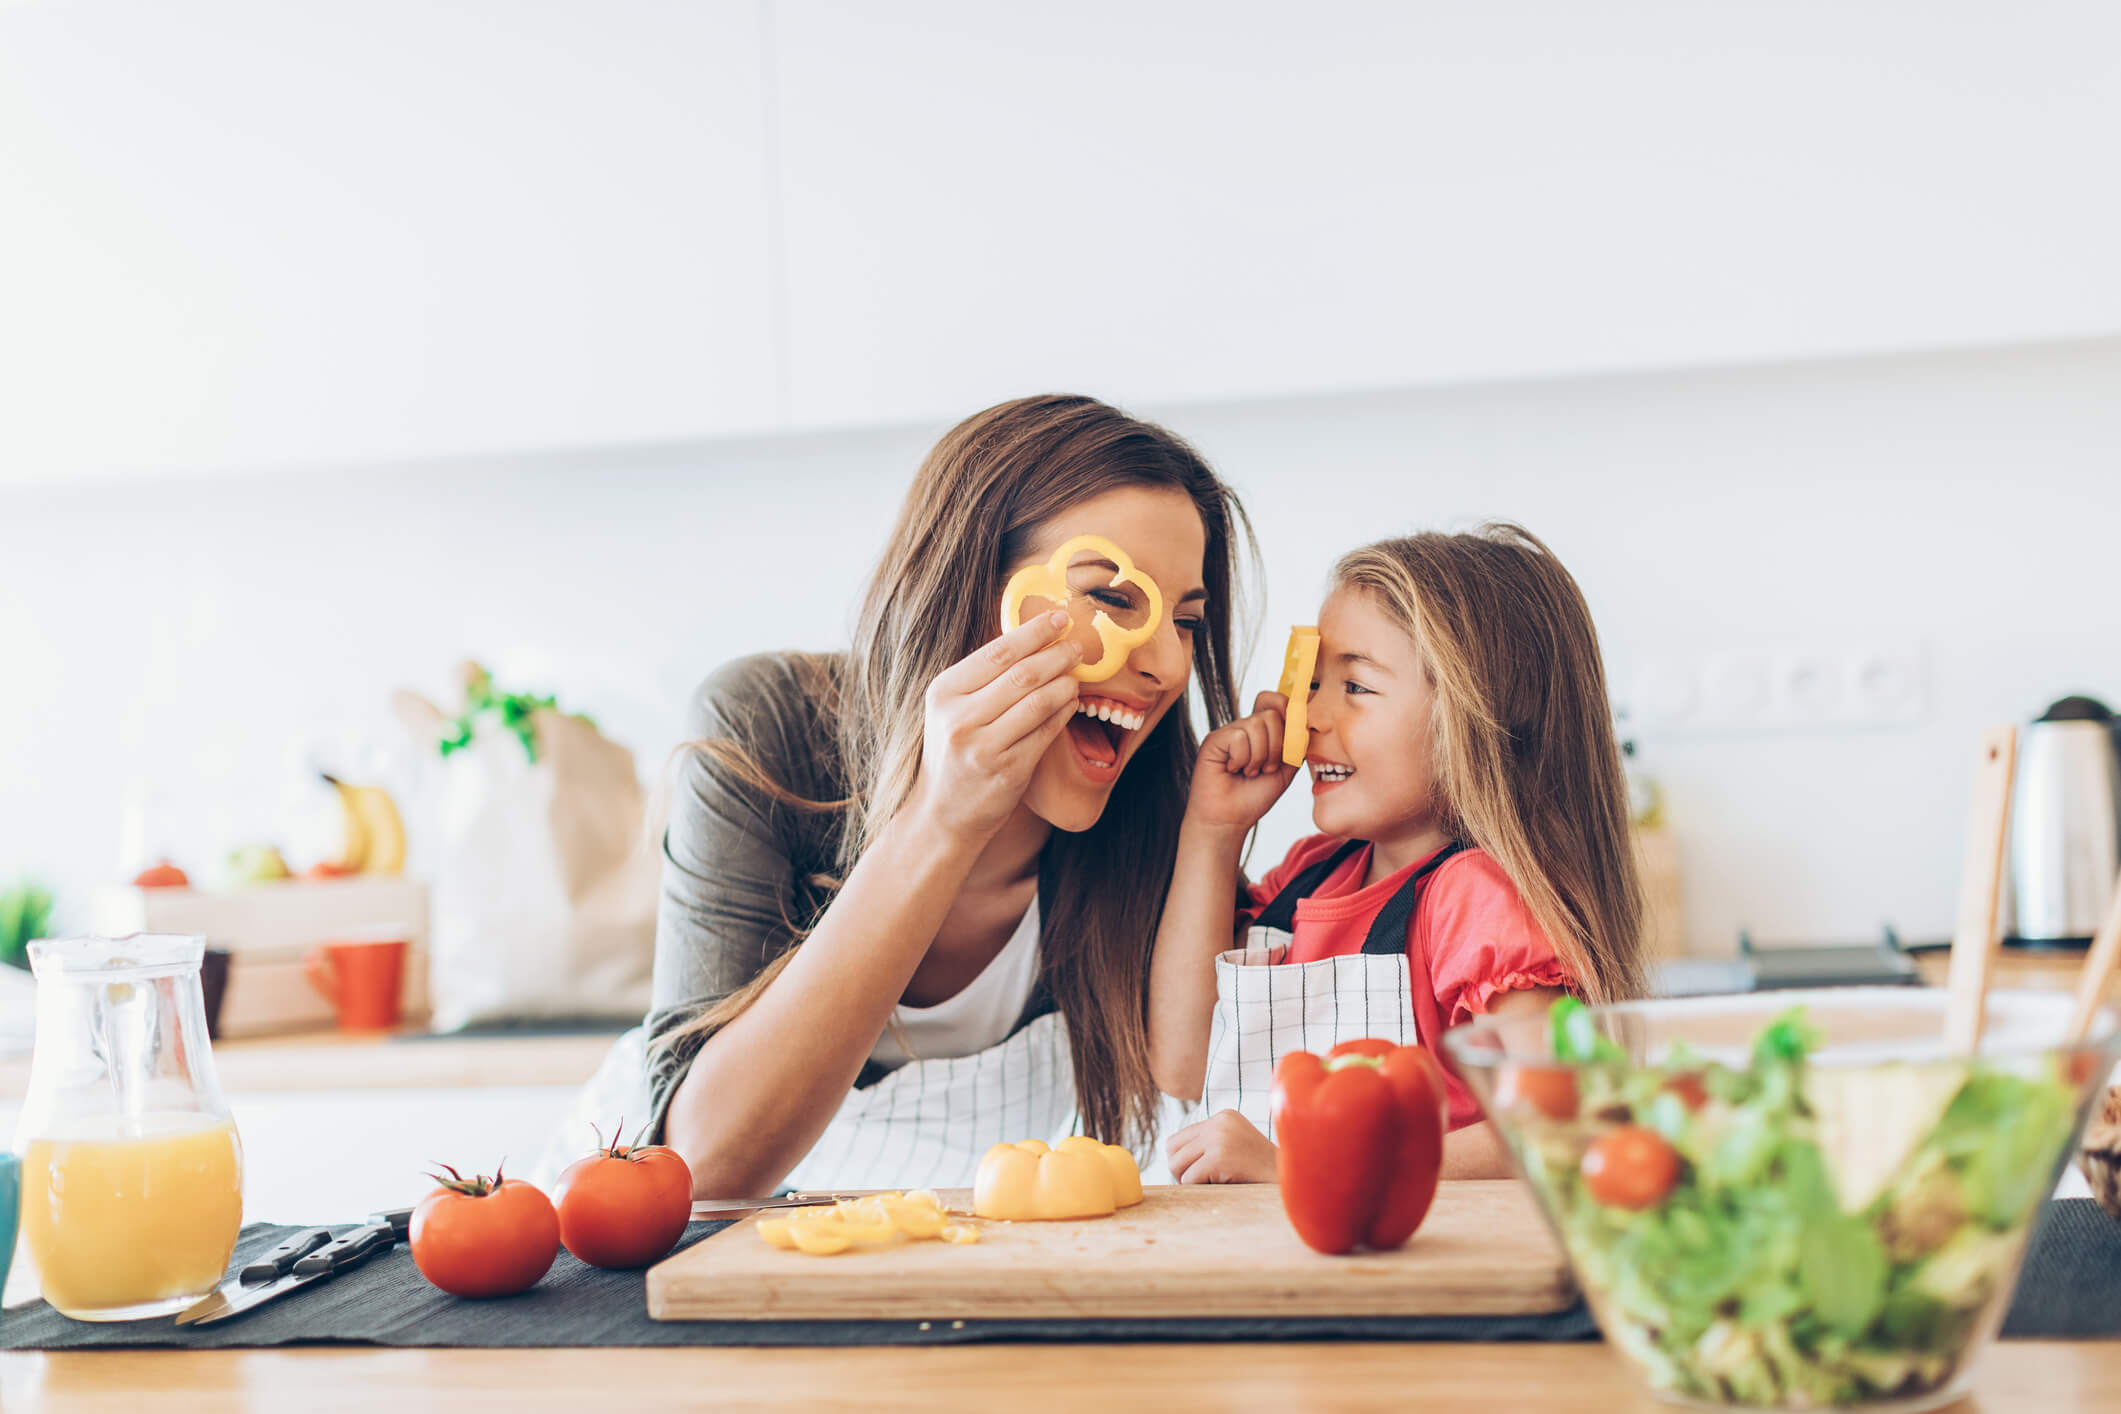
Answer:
xmin=647 ymin=1181 xmax=1574 ymax=1322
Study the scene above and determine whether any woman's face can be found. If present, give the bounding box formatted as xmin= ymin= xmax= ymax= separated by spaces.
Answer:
xmin=1006 ymin=486 xmax=1208 ymax=833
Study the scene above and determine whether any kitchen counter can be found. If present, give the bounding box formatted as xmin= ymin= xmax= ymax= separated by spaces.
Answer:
xmin=0 ymin=1025 xmax=618 ymax=1098
xmin=2 ymin=1340 xmax=2116 ymax=1410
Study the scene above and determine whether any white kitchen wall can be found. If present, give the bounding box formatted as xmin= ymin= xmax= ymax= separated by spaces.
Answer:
xmin=4 ymin=335 xmax=2119 ymax=959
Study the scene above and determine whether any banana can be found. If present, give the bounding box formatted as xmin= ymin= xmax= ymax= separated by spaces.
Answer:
xmin=319 ymin=776 xmax=406 ymax=875
xmin=321 ymin=774 xmax=371 ymax=873
xmin=350 ymin=784 xmax=406 ymax=874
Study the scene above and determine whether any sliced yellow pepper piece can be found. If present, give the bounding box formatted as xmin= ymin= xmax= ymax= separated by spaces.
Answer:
xmin=756 ymin=1187 xmax=964 ymax=1255
xmin=1000 ymin=535 xmax=1165 ymax=684
xmin=940 ymin=1223 xmax=982 ymax=1245
xmin=1277 ymin=626 xmax=1320 ymax=768
xmin=877 ymin=1195 xmax=945 ymax=1239
xmin=788 ymin=1219 xmax=855 ymax=1255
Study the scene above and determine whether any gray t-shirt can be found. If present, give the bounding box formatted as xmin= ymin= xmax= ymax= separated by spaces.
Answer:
xmin=643 ymin=650 xmax=1052 ymax=1142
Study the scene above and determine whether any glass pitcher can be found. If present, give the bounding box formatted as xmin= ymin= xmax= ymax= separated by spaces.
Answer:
xmin=13 ymin=936 xmax=244 ymax=1320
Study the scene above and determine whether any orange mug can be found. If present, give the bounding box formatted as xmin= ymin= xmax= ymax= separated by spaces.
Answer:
xmin=303 ymin=935 xmax=408 ymax=1031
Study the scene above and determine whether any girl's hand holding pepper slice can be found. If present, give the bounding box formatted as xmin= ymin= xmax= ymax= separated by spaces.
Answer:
xmin=1271 ymin=1037 xmax=1449 ymax=1255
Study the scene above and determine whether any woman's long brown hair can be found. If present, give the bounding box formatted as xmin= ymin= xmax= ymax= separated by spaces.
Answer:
xmin=657 ymin=395 xmax=1257 ymax=1150
xmin=1333 ymin=525 xmax=1647 ymax=1005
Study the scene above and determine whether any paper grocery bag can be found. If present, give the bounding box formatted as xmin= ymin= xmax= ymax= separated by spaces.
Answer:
xmin=397 ymin=675 xmax=658 ymax=1031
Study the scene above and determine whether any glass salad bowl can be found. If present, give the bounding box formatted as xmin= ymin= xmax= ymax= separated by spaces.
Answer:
xmin=1443 ymin=989 xmax=2119 ymax=1413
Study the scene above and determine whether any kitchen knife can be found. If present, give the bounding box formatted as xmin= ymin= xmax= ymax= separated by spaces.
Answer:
xmin=176 ymin=1211 xmax=410 ymax=1326
xmin=174 ymin=1227 xmax=335 ymax=1326
xmin=689 ymin=1193 xmax=872 ymax=1219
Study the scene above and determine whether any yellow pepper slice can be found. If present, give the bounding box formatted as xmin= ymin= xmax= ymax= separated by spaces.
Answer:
xmin=876 ymin=1195 xmax=945 ymax=1239
xmin=1000 ymin=535 xmax=1165 ymax=684
xmin=1277 ymin=626 xmax=1321 ymax=768
xmin=940 ymin=1223 xmax=982 ymax=1245
xmin=755 ymin=1188 xmax=961 ymax=1255
xmin=788 ymin=1219 xmax=855 ymax=1255
xmin=973 ymin=1137 xmax=1143 ymax=1221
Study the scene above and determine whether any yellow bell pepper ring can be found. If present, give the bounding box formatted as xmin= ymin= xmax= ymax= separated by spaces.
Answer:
xmin=1000 ymin=534 xmax=1165 ymax=684
xmin=972 ymin=1137 xmax=1145 ymax=1221
xmin=1277 ymin=626 xmax=1321 ymax=768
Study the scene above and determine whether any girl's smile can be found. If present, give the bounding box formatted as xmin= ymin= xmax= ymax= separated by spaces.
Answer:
xmin=1306 ymin=757 xmax=1355 ymax=792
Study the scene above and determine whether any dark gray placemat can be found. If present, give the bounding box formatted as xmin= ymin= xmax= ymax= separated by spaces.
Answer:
xmin=2000 ymin=1198 xmax=2121 ymax=1338
xmin=5 ymin=1201 xmax=2115 ymax=1350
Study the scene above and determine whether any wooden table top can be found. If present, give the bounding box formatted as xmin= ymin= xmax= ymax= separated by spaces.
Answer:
xmin=2 ymin=1340 xmax=2116 ymax=1411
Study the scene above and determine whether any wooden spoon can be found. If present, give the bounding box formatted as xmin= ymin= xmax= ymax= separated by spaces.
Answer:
xmin=2065 ymin=869 xmax=2121 ymax=1046
xmin=1942 ymin=727 xmax=2017 ymax=1055
xmin=2072 ymin=875 xmax=2121 ymax=1221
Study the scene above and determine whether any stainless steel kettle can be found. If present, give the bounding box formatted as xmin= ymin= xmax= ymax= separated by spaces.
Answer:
xmin=2007 ymin=695 xmax=2121 ymax=942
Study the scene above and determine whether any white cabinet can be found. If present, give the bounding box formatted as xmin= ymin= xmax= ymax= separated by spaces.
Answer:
xmin=0 ymin=1 xmax=778 ymax=484
xmin=770 ymin=1 xmax=2121 ymax=428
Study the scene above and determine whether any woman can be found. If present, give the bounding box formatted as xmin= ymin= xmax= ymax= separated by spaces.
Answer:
xmin=645 ymin=395 xmax=1255 ymax=1197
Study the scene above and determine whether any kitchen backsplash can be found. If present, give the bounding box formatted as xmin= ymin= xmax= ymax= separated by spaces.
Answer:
xmin=4 ymin=335 xmax=2118 ymax=954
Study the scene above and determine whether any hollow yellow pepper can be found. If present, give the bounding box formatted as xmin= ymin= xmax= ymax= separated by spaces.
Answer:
xmin=1000 ymin=535 xmax=1165 ymax=684
xmin=972 ymin=1137 xmax=1144 ymax=1221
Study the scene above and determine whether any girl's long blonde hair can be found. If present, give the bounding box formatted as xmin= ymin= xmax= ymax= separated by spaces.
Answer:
xmin=1334 ymin=524 xmax=1646 ymax=1005
xmin=658 ymin=395 xmax=1258 ymax=1149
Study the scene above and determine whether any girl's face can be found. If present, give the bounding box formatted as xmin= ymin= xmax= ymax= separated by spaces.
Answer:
xmin=1303 ymin=584 xmax=1441 ymax=845
xmin=1008 ymin=486 xmax=1208 ymax=833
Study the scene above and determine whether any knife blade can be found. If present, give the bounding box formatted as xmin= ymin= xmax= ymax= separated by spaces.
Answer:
xmin=176 ymin=1218 xmax=400 ymax=1326
xmin=176 ymin=1227 xmax=335 ymax=1326
xmin=689 ymin=1192 xmax=872 ymax=1219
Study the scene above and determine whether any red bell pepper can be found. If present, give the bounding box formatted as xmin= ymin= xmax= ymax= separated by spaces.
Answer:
xmin=1271 ymin=1037 xmax=1448 ymax=1255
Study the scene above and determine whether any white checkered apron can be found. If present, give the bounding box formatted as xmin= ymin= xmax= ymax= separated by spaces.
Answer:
xmin=780 ymin=1010 xmax=1077 ymax=1192
xmin=1197 ymin=840 xmax=1463 ymax=1140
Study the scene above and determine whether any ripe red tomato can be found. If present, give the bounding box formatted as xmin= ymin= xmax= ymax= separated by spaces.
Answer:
xmin=1581 ymin=1126 xmax=1681 ymax=1210
xmin=552 ymin=1134 xmax=694 ymax=1269
xmin=410 ymin=1165 xmax=560 ymax=1298
xmin=1498 ymin=1064 xmax=1579 ymax=1120
xmin=1661 ymin=1071 xmax=1710 ymax=1111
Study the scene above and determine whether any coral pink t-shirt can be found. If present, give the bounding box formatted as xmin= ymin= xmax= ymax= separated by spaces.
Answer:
xmin=1242 ymin=834 xmax=1573 ymax=1128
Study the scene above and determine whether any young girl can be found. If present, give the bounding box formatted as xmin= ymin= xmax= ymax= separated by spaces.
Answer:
xmin=1147 ymin=523 xmax=1646 ymax=1183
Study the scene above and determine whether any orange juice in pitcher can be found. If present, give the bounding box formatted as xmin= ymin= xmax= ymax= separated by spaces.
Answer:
xmin=21 ymin=1112 xmax=244 ymax=1315
xmin=14 ymin=937 xmax=245 ymax=1320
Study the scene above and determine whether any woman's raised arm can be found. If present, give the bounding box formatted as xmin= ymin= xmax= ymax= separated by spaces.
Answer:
xmin=655 ymin=615 xmax=1082 ymax=1196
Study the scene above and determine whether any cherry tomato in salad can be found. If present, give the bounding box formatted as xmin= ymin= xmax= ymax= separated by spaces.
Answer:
xmin=1499 ymin=1064 xmax=1579 ymax=1121
xmin=410 ymin=1164 xmax=560 ymax=1298
xmin=1581 ymin=1126 xmax=1681 ymax=1210
xmin=1661 ymin=1071 xmax=1710 ymax=1112
xmin=552 ymin=1128 xmax=694 ymax=1270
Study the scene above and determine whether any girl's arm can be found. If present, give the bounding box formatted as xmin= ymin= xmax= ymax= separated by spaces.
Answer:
xmin=1147 ymin=691 xmax=1298 ymax=1100
xmin=1439 ymin=984 xmax=1571 ymax=1178
xmin=1168 ymin=985 xmax=1569 ymax=1183
xmin=661 ymin=616 xmax=1083 ymax=1197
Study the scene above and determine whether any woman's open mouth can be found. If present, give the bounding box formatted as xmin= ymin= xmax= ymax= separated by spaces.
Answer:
xmin=1065 ymin=695 xmax=1148 ymax=781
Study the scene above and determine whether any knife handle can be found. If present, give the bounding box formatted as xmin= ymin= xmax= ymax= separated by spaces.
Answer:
xmin=240 ymin=1228 xmax=335 ymax=1283
xmin=292 ymin=1221 xmax=396 ymax=1278
xmin=367 ymin=1207 xmax=414 ymax=1239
